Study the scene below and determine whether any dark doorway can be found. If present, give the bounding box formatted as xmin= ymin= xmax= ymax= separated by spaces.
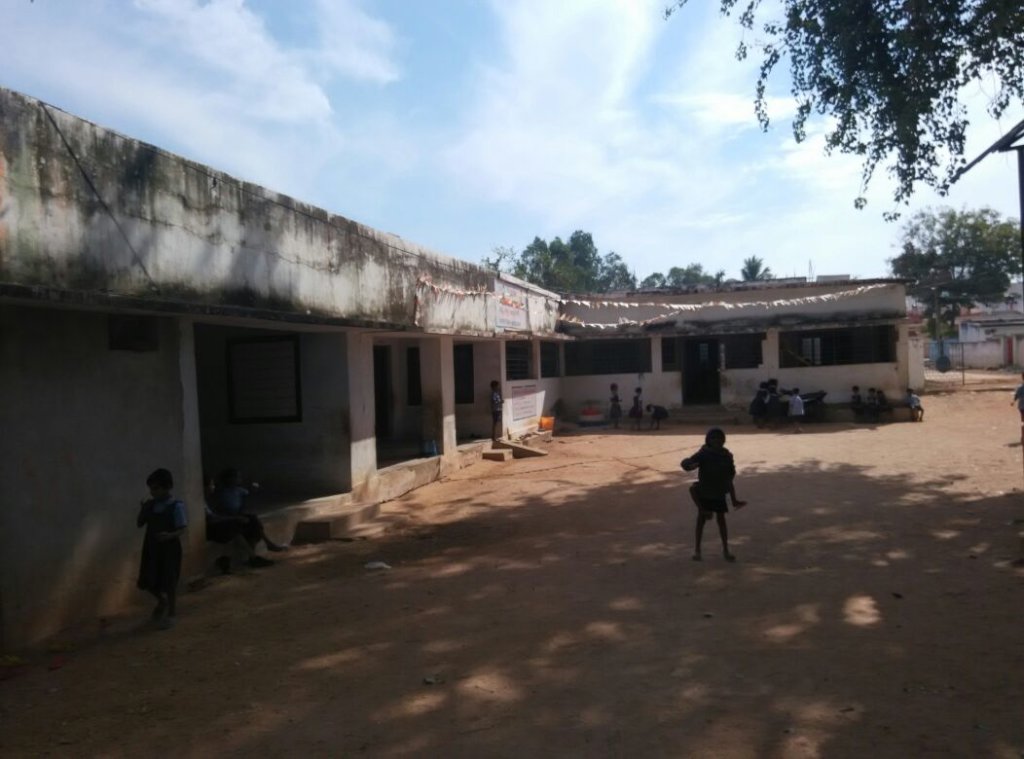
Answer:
xmin=683 ymin=338 xmax=720 ymax=405
xmin=373 ymin=345 xmax=391 ymax=438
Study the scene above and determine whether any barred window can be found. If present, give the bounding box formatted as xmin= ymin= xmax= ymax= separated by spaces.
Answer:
xmin=780 ymin=326 xmax=896 ymax=367
xmin=721 ymin=333 xmax=764 ymax=369
xmin=540 ymin=342 xmax=561 ymax=378
xmin=454 ymin=344 xmax=474 ymax=404
xmin=407 ymin=347 xmax=422 ymax=406
xmin=565 ymin=339 xmax=652 ymax=376
xmin=661 ymin=337 xmax=679 ymax=370
xmin=506 ymin=340 xmax=532 ymax=380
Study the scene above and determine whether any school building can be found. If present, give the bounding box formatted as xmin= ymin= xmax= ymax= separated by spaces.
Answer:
xmin=0 ymin=87 xmax=921 ymax=648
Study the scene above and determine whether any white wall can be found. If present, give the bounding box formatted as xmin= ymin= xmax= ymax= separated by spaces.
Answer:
xmin=194 ymin=324 xmax=350 ymax=496
xmin=0 ymin=304 xmax=204 ymax=647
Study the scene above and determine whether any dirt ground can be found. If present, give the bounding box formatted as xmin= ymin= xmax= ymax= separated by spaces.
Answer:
xmin=2 ymin=384 xmax=1024 ymax=758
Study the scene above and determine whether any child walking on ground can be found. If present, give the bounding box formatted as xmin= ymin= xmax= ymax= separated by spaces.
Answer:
xmin=609 ymin=384 xmax=623 ymax=429
xmin=136 ymin=468 xmax=187 ymax=630
xmin=681 ymin=428 xmax=746 ymax=562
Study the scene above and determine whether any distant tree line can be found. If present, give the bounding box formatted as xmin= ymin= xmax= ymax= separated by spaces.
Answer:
xmin=483 ymin=231 xmax=774 ymax=294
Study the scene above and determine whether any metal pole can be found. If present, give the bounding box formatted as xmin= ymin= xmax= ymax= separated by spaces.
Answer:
xmin=1018 ymin=149 xmax=1024 ymax=308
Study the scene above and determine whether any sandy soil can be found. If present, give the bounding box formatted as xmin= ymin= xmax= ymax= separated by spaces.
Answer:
xmin=2 ymin=385 xmax=1023 ymax=758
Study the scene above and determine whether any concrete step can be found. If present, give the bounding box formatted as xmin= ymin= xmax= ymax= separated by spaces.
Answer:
xmin=493 ymin=438 xmax=549 ymax=458
xmin=292 ymin=501 xmax=381 ymax=544
xmin=482 ymin=449 xmax=513 ymax=462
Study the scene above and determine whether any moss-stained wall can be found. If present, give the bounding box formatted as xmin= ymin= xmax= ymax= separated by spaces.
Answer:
xmin=0 ymin=88 xmax=560 ymax=334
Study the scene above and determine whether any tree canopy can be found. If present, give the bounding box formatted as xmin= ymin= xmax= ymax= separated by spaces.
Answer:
xmin=889 ymin=207 xmax=1021 ymax=332
xmin=740 ymin=256 xmax=773 ymax=281
xmin=484 ymin=231 xmax=637 ymax=293
xmin=666 ymin=1 xmax=1024 ymax=207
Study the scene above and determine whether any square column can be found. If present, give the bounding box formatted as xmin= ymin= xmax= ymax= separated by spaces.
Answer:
xmin=346 ymin=331 xmax=377 ymax=499
xmin=420 ymin=336 xmax=457 ymax=456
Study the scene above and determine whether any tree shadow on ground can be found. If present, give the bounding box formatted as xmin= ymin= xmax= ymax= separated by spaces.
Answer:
xmin=2 ymin=457 xmax=1023 ymax=758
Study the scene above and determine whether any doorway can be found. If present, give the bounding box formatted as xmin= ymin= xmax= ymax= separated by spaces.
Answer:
xmin=373 ymin=345 xmax=391 ymax=438
xmin=683 ymin=338 xmax=721 ymax=405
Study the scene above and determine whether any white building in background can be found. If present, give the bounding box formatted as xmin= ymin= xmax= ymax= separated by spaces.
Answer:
xmin=0 ymin=87 xmax=920 ymax=648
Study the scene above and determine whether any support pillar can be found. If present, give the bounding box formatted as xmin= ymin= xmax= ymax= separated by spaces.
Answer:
xmin=346 ymin=331 xmax=377 ymax=500
xmin=420 ymin=335 xmax=457 ymax=456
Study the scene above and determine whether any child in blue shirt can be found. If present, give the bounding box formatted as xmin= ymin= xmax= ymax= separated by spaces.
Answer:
xmin=136 ymin=468 xmax=187 ymax=629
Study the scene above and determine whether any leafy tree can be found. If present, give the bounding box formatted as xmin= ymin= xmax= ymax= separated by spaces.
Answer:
xmin=482 ymin=245 xmax=516 ymax=273
xmin=638 ymin=264 xmax=725 ymax=289
xmin=494 ymin=230 xmax=636 ymax=293
xmin=597 ymin=251 xmax=637 ymax=292
xmin=740 ymin=256 xmax=773 ymax=281
xmin=889 ymin=207 xmax=1020 ymax=333
xmin=666 ymin=1 xmax=1024 ymax=207
xmin=639 ymin=272 xmax=667 ymax=289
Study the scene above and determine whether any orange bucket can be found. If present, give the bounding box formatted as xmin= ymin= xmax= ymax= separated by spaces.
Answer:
xmin=539 ymin=416 xmax=555 ymax=431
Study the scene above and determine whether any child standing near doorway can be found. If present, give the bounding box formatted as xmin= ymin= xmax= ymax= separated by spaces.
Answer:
xmin=136 ymin=468 xmax=187 ymax=630
xmin=490 ymin=380 xmax=503 ymax=441
xmin=609 ymin=383 xmax=623 ymax=429
xmin=681 ymin=428 xmax=746 ymax=562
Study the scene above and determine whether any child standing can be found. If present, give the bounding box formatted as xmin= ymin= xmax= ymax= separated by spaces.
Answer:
xmin=609 ymin=384 xmax=623 ymax=429
xmin=788 ymin=388 xmax=805 ymax=433
xmin=628 ymin=387 xmax=643 ymax=430
xmin=136 ymin=468 xmax=187 ymax=629
xmin=490 ymin=380 xmax=503 ymax=441
xmin=681 ymin=428 xmax=746 ymax=562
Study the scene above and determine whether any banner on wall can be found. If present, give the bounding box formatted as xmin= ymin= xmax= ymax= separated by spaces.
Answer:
xmin=511 ymin=384 xmax=537 ymax=421
xmin=495 ymin=282 xmax=528 ymax=331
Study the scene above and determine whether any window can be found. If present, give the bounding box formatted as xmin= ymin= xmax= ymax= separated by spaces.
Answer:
xmin=565 ymin=339 xmax=652 ymax=376
xmin=779 ymin=325 xmax=896 ymax=368
xmin=226 ymin=336 xmax=301 ymax=423
xmin=661 ymin=337 xmax=679 ymax=370
xmin=454 ymin=343 xmax=474 ymax=404
xmin=540 ymin=342 xmax=560 ymax=378
xmin=406 ymin=347 xmax=422 ymax=406
xmin=108 ymin=315 xmax=159 ymax=352
xmin=506 ymin=340 xmax=532 ymax=380
xmin=721 ymin=333 xmax=764 ymax=369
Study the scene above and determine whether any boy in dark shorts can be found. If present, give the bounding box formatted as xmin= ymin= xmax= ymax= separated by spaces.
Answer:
xmin=681 ymin=428 xmax=746 ymax=562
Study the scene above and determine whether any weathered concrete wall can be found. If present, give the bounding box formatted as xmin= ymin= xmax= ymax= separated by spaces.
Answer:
xmin=194 ymin=324 xmax=350 ymax=496
xmin=0 ymin=305 xmax=205 ymax=648
xmin=0 ymin=88 xmax=558 ymax=334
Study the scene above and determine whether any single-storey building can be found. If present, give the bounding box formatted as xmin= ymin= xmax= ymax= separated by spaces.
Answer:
xmin=0 ymin=87 xmax=920 ymax=648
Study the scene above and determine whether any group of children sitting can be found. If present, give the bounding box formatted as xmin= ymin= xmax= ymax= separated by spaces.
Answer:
xmin=850 ymin=386 xmax=924 ymax=422
xmin=135 ymin=465 xmax=288 ymax=631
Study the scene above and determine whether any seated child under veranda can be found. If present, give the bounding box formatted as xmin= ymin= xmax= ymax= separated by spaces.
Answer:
xmin=206 ymin=467 xmax=288 ymax=572
xmin=681 ymin=428 xmax=746 ymax=562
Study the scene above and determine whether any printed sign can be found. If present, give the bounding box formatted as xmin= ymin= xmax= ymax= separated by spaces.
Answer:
xmin=495 ymin=282 xmax=528 ymax=331
xmin=510 ymin=384 xmax=537 ymax=421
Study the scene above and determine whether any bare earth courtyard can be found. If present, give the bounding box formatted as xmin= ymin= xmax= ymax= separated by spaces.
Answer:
xmin=2 ymin=386 xmax=1023 ymax=758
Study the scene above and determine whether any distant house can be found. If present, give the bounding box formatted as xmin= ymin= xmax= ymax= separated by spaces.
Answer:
xmin=955 ymin=311 xmax=1024 ymax=368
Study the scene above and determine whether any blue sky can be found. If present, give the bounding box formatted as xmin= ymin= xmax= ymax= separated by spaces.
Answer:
xmin=2 ymin=0 xmax=1021 ymax=283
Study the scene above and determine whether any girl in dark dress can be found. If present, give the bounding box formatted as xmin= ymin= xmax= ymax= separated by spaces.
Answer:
xmin=628 ymin=387 xmax=643 ymax=430
xmin=137 ymin=468 xmax=187 ymax=629
xmin=681 ymin=428 xmax=746 ymax=562
xmin=609 ymin=384 xmax=623 ymax=428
